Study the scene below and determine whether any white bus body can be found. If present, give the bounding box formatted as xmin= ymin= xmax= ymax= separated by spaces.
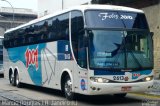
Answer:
xmin=3 ymin=5 xmax=154 ymax=100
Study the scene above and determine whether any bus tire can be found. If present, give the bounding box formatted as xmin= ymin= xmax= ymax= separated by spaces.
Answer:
xmin=114 ymin=93 xmax=127 ymax=98
xmin=11 ymin=71 xmax=16 ymax=86
xmin=63 ymin=75 xmax=75 ymax=100
xmin=9 ymin=71 xmax=13 ymax=84
xmin=15 ymin=71 xmax=22 ymax=88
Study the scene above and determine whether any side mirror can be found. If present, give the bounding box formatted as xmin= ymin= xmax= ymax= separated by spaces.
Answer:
xmin=150 ymin=32 xmax=154 ymax=37
xmin=84 ymin=34 xmax=88 ymax=47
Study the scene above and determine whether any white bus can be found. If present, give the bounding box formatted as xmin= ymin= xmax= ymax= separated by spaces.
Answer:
xmin=3 ymin=5 xmax=154 ymax=100
xmin=0 ymin=36 xmax=4 ymax=75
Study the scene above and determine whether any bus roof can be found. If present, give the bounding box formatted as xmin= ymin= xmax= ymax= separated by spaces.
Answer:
xmin=5 ymin=5 xmax=144 ymax=33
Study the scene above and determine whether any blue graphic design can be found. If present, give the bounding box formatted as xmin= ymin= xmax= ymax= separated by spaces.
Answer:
xmin=132 ymin=70 xmax=152 ymax=79
xmin=94 ymin=70 xmax=125 ymax=75
xmin=94 ymin=70 xmax=152 ymax=79
xmin=81 ymin=79 xmax=86 ymax=91
xmin=57 ymin=40 xmax=72 ymax=61
xmin=7 ymin=43 xmax=46 ymax=86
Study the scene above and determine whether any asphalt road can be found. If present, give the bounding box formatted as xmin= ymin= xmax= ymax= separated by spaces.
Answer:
xmin=0 ymin=76 xmax=159 ymax=106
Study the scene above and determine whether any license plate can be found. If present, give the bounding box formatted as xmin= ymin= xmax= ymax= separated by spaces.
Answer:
xmin=121 ymin=86 xmax=132 ymax=91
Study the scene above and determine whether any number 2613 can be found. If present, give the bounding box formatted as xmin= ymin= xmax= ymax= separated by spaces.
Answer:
xmin=113 ymin=76 xmax=124 ymax=80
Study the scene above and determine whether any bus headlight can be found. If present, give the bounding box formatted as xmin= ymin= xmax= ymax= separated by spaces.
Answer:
xmin=143 ymin=76 xmax=153 ymax=81
xmin=90 ymin=77 xmax=109 ymax=83
xmin=97 ymin=78 xmax=103 ymax=83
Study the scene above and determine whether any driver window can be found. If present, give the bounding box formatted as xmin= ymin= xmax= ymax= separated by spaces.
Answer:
xmin=71 ymin=11 xmax=87 ymax=68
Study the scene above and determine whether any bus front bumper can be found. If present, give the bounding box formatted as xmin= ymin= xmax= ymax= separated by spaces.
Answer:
xmin=87 ymin=80 xmax=154 ymax=95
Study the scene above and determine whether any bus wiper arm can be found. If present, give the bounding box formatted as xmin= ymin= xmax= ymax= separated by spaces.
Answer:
xmin=129 ymin=50 xmax=142 ymax=69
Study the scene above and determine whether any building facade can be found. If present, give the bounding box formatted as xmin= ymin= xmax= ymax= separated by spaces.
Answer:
xmin=38 ymin=0 xmax=91 ymax=17
xmin=0 ymin=7 xmax=37 ymax=36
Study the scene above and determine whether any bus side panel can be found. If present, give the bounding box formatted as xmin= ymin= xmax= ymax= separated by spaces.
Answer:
xmin=3 ymin=47 xmax=33 ymax=84
xmin=3 ymin=48 xmax=10 ymax=79
xmin=40 ymin=42 xmax=58 ymax=89
xmin=72 ymin=64 xmax=89 ymax=95
xmin=55 ymin=40 xmax=74 ymax=90
xmin=4 ymin=40 xmax=90 ymax=93
xmin=41 ymin=40 xmax=75 ymax=90
xmin=4 ymin=44 xmax=47 ymax=86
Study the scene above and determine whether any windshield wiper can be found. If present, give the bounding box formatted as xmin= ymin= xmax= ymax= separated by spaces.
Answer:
xmin=129 ymin=50 xmax=143 ymax=69
xmin=110 ymin=34 xmax=143 ymax=70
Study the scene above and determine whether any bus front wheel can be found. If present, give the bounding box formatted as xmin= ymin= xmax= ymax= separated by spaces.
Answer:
xmin=63 ymin=75 xmax=75 ymax=100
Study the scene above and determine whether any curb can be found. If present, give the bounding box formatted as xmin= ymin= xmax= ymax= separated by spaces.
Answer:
xmin=129 ymin=92 xmax=160 ymax=99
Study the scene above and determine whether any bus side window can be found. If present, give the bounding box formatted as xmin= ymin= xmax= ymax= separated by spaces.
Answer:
xmin=4 ymin=33 xmax=10 ymax=48
xmin=56 ymin=13 xmax=69 ymax=41
xmin=41 ymin=21 xmax=49 ymax=42
xmin=47 ymin=18 xmax=54 ymax=40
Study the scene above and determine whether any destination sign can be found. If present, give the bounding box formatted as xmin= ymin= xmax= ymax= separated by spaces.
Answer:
xmin=85 ymin=10 xmax=149 ymax=29
xmin=98 ymin=12 xmax=133 ymax=20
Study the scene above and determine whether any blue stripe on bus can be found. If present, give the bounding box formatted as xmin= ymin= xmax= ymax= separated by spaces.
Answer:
xmin=7 ymin=43 xmax=46 ymax=86
xmin=132 ymin=70 xmax=152 ymax=79
xmin=94 ymin=70 xmax=125 ymax=75
xmin=94 ymin=70 xmax=152 ymax=77
xmin=57 ymin=40 xmax=72 ymax=61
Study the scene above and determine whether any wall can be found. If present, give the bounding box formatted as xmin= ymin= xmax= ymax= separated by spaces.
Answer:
xmin=63 ymin=0 xmax=91 ymax=8
xmin=38 ymin=0 xmax=91 ymax=17
xmin=142 ymin=3 xmax=160 ymax=78
xmin=0 ymin=27 xmax=4 ymax=36
xmin=0 ymin=7 xmax=37 ymax=37
xmin=38 ymin=0 xmax=62 ymax=17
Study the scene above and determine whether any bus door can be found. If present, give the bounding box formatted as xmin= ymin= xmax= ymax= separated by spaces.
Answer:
xmin=71 ymin=11 xmax=88 ymax=93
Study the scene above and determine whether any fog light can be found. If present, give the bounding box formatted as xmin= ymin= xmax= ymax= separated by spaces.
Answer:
xmin=91 ymin=87 xmax=96 ymax=90
xmin=97 ymin=88 xmax=101 ymax=91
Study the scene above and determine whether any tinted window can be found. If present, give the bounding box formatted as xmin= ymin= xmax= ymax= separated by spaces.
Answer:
xmin=88 ymin=30 xmax=153 ymax=70
xmin=4 ymin=13 xmax=69 ymax=48
xmin=71 ymin=11 xmax=87 ymax=68
xmin=0 ymin=38 xmax=2 ymax=62
xmin=85 ymin=10 xmax=149 ymax=29
xmin=54 ymin=13 xmax=69 ymax=41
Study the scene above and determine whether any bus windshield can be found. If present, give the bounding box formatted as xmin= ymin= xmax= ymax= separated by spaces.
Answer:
xmin=85 ymin=10 xmax=152 ymax=70
xmin=88 ymin=30 xmax=153 ymax=70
